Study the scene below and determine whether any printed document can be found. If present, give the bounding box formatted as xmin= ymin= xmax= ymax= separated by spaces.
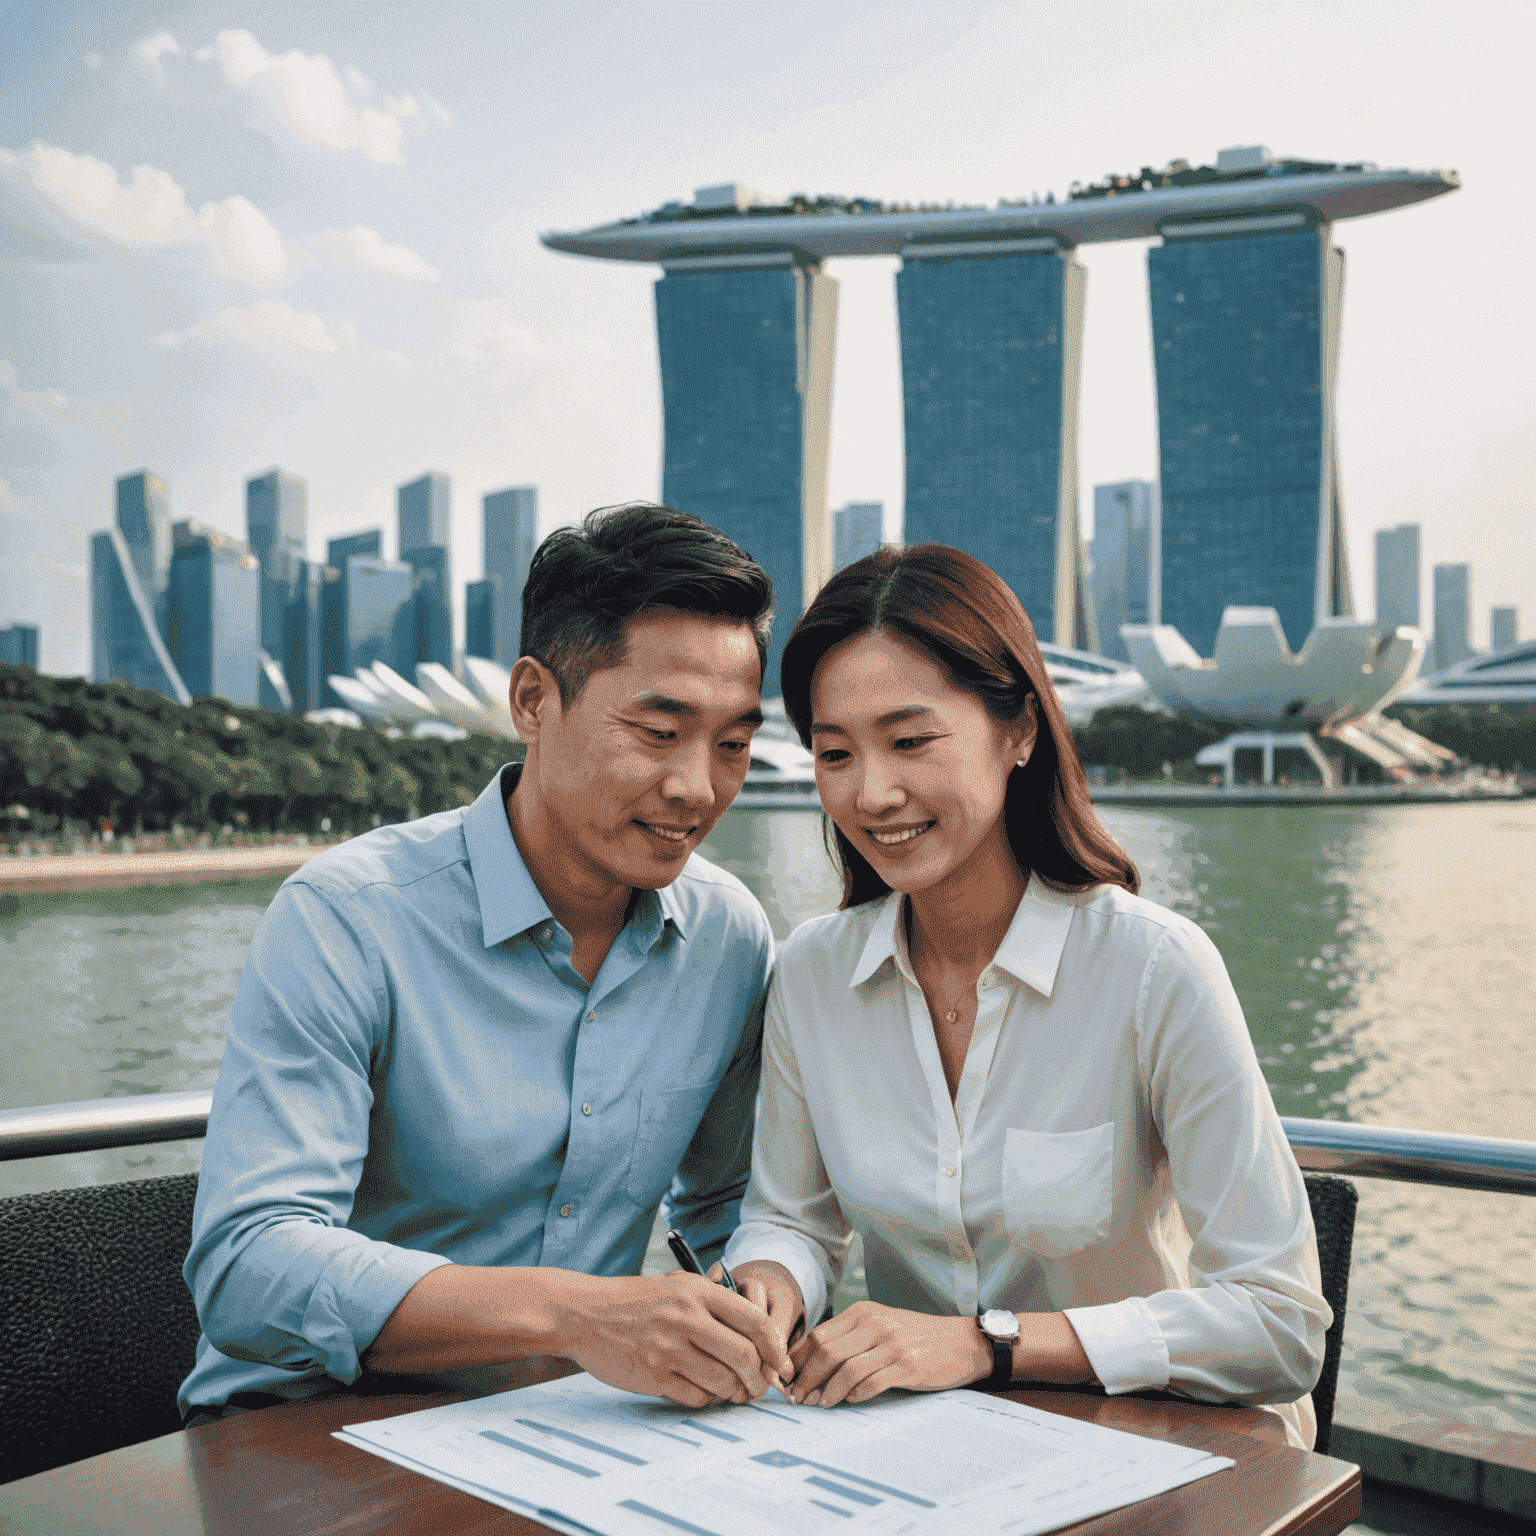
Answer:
xmin=337 ymin=1374 xmax=1234 ymax=1536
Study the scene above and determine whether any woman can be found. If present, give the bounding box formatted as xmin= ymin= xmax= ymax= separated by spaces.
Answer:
xmin=721 ymin=545 xmax=1330 ymax=1448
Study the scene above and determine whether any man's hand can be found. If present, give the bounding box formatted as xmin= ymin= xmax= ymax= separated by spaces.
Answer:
xmin=709 ymin=1259 xmax=806 ymax=1377
xmin=785 ymin=1301 xmax=988 ymax=1407
xmin=362 ymin=1264 xmax=793 ymax=1409
xmin=557 ymin=1270 xmax=794 ymax=1408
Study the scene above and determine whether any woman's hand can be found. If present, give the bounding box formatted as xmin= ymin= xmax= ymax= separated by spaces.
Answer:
xmin=709 ymin=1260 xmax=806 ymax=1393
xmin=786 ymin=1301 xmax=991 ymax=1407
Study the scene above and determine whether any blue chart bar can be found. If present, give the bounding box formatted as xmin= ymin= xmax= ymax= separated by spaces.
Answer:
xmin=479 ymin=1429 xmax=598 ymax=1478
xmin=617 ymin=1498 xmax=723 ymax=1536
xmin=514 ymin=1417 xmax=648 ymax=1466
xmin=749 ymin=1450 xmax=936 ymax=1508
xmin=677 ymin=1418 xmax=743 ymax=1443
xmin=805 ymin=1475 xmax=880 ymax=1508
xmin=808 ymin=1499 xmax=854 ymax=1518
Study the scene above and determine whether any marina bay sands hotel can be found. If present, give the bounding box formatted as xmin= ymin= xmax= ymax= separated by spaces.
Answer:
xmin=542 ymin=149 xmax=1458 ymax=689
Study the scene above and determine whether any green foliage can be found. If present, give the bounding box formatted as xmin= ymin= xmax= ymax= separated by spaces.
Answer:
xmin=1069 ymin=706 xmax=1224 ymax=777
xmin=0 ymin=664 xmax=524 ymax=832
xmin=1387 ymin=705 xmax=1536 ymax=771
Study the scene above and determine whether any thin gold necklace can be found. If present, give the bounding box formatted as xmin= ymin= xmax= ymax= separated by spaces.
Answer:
xmin=906 ymin=902 xmax=984 ymax=1024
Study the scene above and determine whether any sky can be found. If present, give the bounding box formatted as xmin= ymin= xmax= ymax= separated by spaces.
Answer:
xmin=1 ymin=0 xmax=1532 ymax=676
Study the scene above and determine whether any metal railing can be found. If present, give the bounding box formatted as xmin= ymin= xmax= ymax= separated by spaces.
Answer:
xmin=2 ymin=1093 xmax=1535 ymax=1196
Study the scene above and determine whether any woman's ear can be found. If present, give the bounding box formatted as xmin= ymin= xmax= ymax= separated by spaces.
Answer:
xmin=1010 ymin=693 xmax=1040 ymax=767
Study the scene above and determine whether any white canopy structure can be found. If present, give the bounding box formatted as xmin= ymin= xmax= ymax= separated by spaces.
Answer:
xmin=323 ymin=659 xmax=522 ymax=741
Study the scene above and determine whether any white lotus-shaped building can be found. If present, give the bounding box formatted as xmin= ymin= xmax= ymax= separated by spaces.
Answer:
xmin=1121 ymin=607 xmax=1457 ymax=784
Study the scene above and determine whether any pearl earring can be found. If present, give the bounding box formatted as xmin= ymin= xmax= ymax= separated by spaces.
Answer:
xmin=1015 ymin=756 xmax=1029 ymax=768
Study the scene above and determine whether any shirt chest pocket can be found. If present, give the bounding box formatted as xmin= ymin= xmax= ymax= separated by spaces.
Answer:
xmin=1002 ymin=1123 xmax=1115 ymax=1260
xmin=626 ymin=1082 xmax=716 ymax=1207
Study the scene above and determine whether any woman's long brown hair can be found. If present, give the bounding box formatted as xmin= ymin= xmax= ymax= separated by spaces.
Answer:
xmin=779 ymin=543 xmax=1139 ymax=908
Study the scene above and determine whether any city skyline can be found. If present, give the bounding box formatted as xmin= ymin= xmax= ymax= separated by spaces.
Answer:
xmin=1 ymin=3 xmax=1530 ymax=673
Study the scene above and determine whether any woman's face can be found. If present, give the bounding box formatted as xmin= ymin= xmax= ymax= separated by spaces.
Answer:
xmin=809 ymin=628 xmax=1036 ymax=901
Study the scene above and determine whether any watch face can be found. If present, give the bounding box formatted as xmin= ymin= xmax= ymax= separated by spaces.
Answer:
xmin=980 ymin=1308 xmax=1020 ymax=1342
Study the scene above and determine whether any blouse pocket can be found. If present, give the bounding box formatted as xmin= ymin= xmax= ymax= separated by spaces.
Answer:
xmin=1002 ymin=1123 xmax=1115 ymax=1260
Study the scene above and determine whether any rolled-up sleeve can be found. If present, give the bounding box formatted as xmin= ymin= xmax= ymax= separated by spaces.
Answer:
xmin=183 ymin=878 xmax=449 ymax=1383
xmin=723 ymin=970 xmax=855 ymax=1324
xmin=663 ymin=914 xmax=774 ymax=1265
xmin=1065 ymin=923 xmax=1331 ymax=1408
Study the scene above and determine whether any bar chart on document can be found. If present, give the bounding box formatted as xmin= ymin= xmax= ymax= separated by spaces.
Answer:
xmin=337 ymin=1374 xmax=1235 ymax=1536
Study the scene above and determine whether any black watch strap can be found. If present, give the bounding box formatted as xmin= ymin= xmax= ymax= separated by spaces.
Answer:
xmin=978 ymin=1316 xmax=1014 ymax=1388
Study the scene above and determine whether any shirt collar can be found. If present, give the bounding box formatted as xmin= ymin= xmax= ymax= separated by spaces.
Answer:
xmin=462 ymin=763 xmax=691 ymax=950
xmin=847 ymin=877 xmax=1078 ymax=999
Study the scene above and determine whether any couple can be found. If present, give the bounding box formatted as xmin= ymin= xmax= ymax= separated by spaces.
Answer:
xmin=180 ymin=503 xmax=1329 ymax=1450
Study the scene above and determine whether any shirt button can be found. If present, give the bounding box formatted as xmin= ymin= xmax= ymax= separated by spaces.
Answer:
xmin=945 ymin=1164 xmax=956 ymax=1178
xmin=581 ymin=1103 xmax=591 ymax=1116
xmin=560 ymin=1204 xmax=573 ymax=1217
xmin=542 ymin=927 xmax=553 ymax=941
xmin=587 ymin=1011 xmax=596 ymax=1022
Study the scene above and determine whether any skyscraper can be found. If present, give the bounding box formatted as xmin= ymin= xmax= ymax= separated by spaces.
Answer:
xmin=655 ymin=255 xmax=837 ymax=693
xmin=166 ymin=521 xmax=260 ymax=705
xmin=0 ymin=625 xmax=39 ymax=668
xmin=398 ymin=473 xmax=453 ymax=671
xmin=92 ymin=472 xmax=190 ymax=703
xmin=465 ymin=578 xmax=499 ymax=662
xmin=1090 ymin=481 xmax=1159 ymax=663
xmin=321 ymin=530 xmax=384 ymax=703
xmin=898 ymin=244 xmax=1087 ymax=647
xmin=1491 ymin=605 xmax=1519 ymax=653
xmin=1433 ymin=563 xmax=1471 ymax=673
xmin=1150 ymin=221 xmax=1352 ymax=656
xmin=833 ymin=502 xmax=882 ymax=574
xmin=246 ymin=469 xmax=308 ymax=710
xmin=483 ymin=487 xmax=538 ymax=666
xmin=1375 ymin=523 xmax=1420 ymax=633
xmin=340 ymin=557 xmax=416 ymax=676
xmin=283 ymin=562 xmax=328 ymax=714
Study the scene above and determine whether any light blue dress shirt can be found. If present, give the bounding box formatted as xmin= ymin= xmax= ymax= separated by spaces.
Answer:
xmin=179 ymin=765 xmax=773 ymax=1414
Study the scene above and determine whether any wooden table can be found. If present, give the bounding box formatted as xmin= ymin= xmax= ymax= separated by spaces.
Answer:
xmin=0 ymin=1360 xmax=1361 ymax=1536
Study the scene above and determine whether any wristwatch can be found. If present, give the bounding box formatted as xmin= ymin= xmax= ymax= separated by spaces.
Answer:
xmin=977 ymin=1308 xmax=1020 ymax=1388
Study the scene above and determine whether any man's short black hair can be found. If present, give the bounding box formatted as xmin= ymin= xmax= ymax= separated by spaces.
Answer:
xmin=519 ymin=503 xmax=773 ymax=704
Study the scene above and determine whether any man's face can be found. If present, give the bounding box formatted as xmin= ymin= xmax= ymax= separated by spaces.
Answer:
xmin=530 ymin=609 xmax=763 ymax=891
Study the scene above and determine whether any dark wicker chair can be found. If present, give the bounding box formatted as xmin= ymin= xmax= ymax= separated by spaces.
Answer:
xmin=0 ymin=1173 xmax=201 ymax=1484
xmin=1303 ymin=1172 xmax=1358 ymax=1456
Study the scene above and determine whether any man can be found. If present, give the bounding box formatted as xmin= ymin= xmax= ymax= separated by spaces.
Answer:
xmin=180 ymin=503 xmax=791 ymax=1424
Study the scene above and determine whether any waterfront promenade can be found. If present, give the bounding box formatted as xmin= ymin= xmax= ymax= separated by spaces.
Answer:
xmin=0 ymin=842 xmax=328 ymax=896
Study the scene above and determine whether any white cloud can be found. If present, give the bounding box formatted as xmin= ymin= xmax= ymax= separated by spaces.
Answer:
xmin=345 ymin=65 xmax=375 ymax=96
xmin=386 ymin=95 xmax=418 ymax=118
xmin=154 ymin=300 xmax=341 ymax=354
xmin=136 ymin=31 xmax=181 ymax=69
xmin=208 ymin=30 xmax=410 ymax=164
xmin=0 ymin=142 xmax=287 ymax=284
xmin=311 ymin=225 xmax=439 ymax=283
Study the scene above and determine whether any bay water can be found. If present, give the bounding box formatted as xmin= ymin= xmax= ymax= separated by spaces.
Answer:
xmin=3 ymin=800 xmax=1533 ymax=1435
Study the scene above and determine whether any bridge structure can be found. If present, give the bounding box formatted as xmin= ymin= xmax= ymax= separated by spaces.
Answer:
xmin=542 ymin=151 xmax=1459 ymax=692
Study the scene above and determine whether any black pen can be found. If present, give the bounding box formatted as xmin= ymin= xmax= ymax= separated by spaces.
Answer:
xmin=666 ymin=1228 xmax=739 ymax=1293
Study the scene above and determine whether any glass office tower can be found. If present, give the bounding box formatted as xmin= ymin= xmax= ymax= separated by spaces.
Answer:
xmin=1 ymin=624 xmax=39 ymax=668
xmin=166 ymin=522 xmax=260 ymax=704
xmin=1150 ymin=219 xmax=1352 ymax=657
xmin=344 ymin=556 xmax=416 ymax=674
xmin=246 ymin=469 xmax=309 ymax=710
xmin=833 ymin=502 xmax=882 ymax=574
xmin=1491 ymin=606 xmax=1519 ymax=652
xmin=92 ymin=472 xmax=190 ymax=703
xmin=1375 ymin=523 xmax=1421 ymax=633
xmin=655 ymin=254 xmax=838 ymax=694
xmin=898 ymin=243 xmax=1087 ymax=647
xmin=465 ymin=578 xmax=499 ymax=661
xmin=1090 ymin=480 xmax=1159 ymax=663
xmin=1433 ymin=562 xmax=1471 ymax=672
xmin=321 ymin=530 xmax=384 ymax=704
xmin=483 ymin=486 xmax=538 ymax=666
xmin=398 ymin=473 xmax=453 ymax=671
xmin=283 ymin=562 xmax=327 ymax=713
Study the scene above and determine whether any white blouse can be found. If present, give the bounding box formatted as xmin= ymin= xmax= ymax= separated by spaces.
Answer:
xmin=723 ymin=878 xmax=1331 ymax=1449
